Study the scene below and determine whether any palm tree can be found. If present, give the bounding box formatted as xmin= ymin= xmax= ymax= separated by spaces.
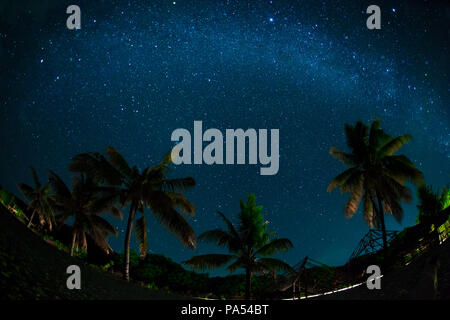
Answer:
xmin=69 ymin=146 xmax=197 ymax=280
xmin=17 ymin=166 xmax=55 ymax=230
xmin=184 ymin=194 xmax=293 ymax=300
xmin=417 ymin=185 xmax=450 ymax=242
xmin=327 ymin=119 xmax=424 ymax=253
xmin=49 ymin=171 xmax=122 ymax=256
xmin=417 ymin=185 xmax=449 ymax=223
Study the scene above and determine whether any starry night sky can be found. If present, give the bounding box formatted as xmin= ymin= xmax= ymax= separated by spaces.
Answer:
xmin=0 ymin=0 xmax=449 ymax=274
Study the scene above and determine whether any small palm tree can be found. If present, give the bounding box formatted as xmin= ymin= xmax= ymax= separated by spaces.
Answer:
xmin=17 ymin=166 xmax=55 ymax=230
xmin=328 ymin=120 xmax=423 ymax=253
xmin=49 ymin=171 xmax=122 ymax=256
xmin=184 ymin=194 xmax=293 ymax=300
xmin=69 ymin=146 xmax=197 ymax=280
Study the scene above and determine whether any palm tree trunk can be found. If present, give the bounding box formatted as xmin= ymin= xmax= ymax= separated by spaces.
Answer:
xmin=245 ymin=268 xmax=252 ymax=300
xmin=27 ymin=210 xmax=36 ymax=228
xmin=70 ymin=231 xmax=76 ymax=257
xmin=376 ymin=193 xmax=388 ymax=255
xmin=123 ymin=202 xmax=137 ymax=281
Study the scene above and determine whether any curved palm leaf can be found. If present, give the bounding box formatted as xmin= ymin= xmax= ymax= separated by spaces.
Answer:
xmin=183 ymin=254 xmax=235 ymax=271
xmin=327 ymin=167 xmax=360 ymax=193
xmin=329 ymin=147 xmax=356 ymax=166
xmin=49 ymin=171 xmax=72 ymax=199
xmin=135 ymin=209 xmax=148 ymax=259
xmin=256 ymin=258 xmax=294 ymax=274
xmin=329 ymin=120 xmax=423 ymax=251
xmin=162 ymin=177 xmax=196 ymax=192
xmin=17 ymin=183 xmax=35 ymax=200
xmin=165 ymin=192 xmax=195 ymax=215
xmin=198 ymin=229 xmax=241 ymax=252
xmin=216 ymin=210 xmax=240 ymax=241
xmin=29 ymin=166 xmax=41 ymax=189
xmin=106 ymin=146 xmax=133 ymax=179
xmin=148 ymin=192 xmax=197 ymax=249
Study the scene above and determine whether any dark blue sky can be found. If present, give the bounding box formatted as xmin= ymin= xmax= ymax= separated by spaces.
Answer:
xmin=0 ymin=0 xmax=448 ymax=275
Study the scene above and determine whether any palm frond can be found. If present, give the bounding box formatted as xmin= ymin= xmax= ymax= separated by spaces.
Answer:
xmin=110 ymin=206 xmax=124 ymax=219
xmin=226 ymin=258 xmax=245 ymax=274
xmin=344 ymin=121 xmax=368 ymax=156
xmin=256 ymin=258 xmax=294 ymax=274
xmin=382 ymin=155 xmax=424 ymax=185
xmin=162 ymin=177 xmax=196 ymax=192
xmin=29 ymin=166 xmax=41 ymax=189
xmin=90 ymin=190 xmax=121 ymax=214
xmin=17 ymin=183 xmax=35 ymax=200
xmin=70 ymin=152 xmax=124 ymax=186
xmin=183 ymin=254 xmax=235 ymax=271
xmin=384 ymin=199 xmax=403 ymax=223
xmin=165 ymin=192 xmax=195 ymax=215
xmin=89 ymin=214 xmax=118 ymax=236
xmin=216 ymin=210 xmax=240 ymax=240
xmin=368 ymin=119 xmax=391 ymax=149
xmin=329 ymin=147 xmax=356 ymax=166
xmin=148 ymin=193 xmax=197 ymax=249
xmin=198 ymin=229 xmax=239 ymax=251
xmin=378 ymin=134 xmax=411 ymax=157
xmin=381 ymin=175 xmax=413 ymax=203
xmin=255 ymin=238 xmax=293 ymax=256
xmin=105 ymin=146 xmax=133 ymax=179
xmin=48 ymin=171 xmax=71 ymax=199
xmin=344 ymin=175 xmax=364 ymax=218
xmin=155 ymin=152 xmax=172 ymax=175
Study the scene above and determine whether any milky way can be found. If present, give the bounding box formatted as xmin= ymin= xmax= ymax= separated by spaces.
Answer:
xmin=0 ymin=0 xmax=448 ymax=273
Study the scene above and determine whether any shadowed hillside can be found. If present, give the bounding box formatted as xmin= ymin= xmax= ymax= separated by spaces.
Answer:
xmin=313 ymin=238 xmax=450 ymax=300
xmin=0 ymin=204 xmax=183 ymax=299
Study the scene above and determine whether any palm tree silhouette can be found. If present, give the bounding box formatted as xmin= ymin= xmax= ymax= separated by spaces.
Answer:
xmin=18 ymin=166 xmax=55 ymax=230
xmin=69 ymin=146 xmax=196 ymax=281
xmin=328 ymin=119 xmax=423 ymax=252
xmin=417 ymin=185 xmax=449 ymax=224
xmin=49 ymin=171 xmax=121 ymax=256
xmin=184 ymin=194 xmax=293 ymax=300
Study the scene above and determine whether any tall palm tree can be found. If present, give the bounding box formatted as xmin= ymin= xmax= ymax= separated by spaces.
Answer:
xmin=49 ymin=171 xmax=122 ymax=256
xmin=184 ymin=194 xmax=294 ymax=300
xmin=69 ymin=146 xmax=196 ymax=280
xmin=17 ymin=166 xmax=55 ymax=230
xmin=327 ymin=119 xmax=424 ymax=252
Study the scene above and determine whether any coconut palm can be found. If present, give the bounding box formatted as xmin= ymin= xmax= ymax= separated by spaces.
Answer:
xmin=416 ymin=185 xmax=448 ymax=224
xmin=417 ymin=185 xmax=450 ymax=241
xmin=184 ymin=194 xmax=293 ymax=300
xmin=48 ymin=171 xmax=122 ymax=256
xmin=17 ymin=166 xmax=55 ymax=230
xmin=69 ymin=146 xmax=196 ymax=280
xmin=327 ymin=119 xmax=424 ymax=252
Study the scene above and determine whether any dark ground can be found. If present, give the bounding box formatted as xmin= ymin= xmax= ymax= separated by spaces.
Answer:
xmin=314 ymin=238 xmax=450 ymax=300
xmin=0 ymin=204 xmax=183 ymax=299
